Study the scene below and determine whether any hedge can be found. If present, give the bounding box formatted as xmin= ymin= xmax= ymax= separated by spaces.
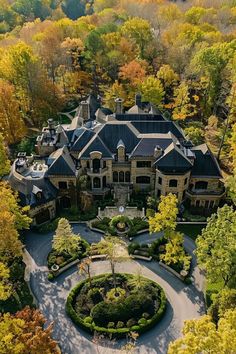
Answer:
xmin=66 ymin=273 xmax=166 ymax=338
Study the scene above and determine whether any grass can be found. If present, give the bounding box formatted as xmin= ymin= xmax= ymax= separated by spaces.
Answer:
xmin=176 ymin=224 xmax=206 ymax=241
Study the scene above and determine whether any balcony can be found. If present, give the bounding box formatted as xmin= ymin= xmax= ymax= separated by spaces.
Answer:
xmin=186 ymin=188 xmax=225 ymax=197
xmin=86 ymin=167 xmax=108 ymax=176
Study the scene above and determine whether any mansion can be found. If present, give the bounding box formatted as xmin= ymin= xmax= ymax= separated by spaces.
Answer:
xmin=9 ymin=94 xmax=225 ymax=225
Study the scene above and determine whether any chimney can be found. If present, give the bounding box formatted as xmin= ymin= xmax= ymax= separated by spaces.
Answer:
xmin=115 ymin=98 xmax=123 ymax=114
xmin=80 ymin=101 xmax=90 ymax=121
xmin=47 ymin=119 xmax=55 ymax=136
xmin=154 ymin=145 xmax=163 ymax=159
xmin=135 ymin=93 xmax=142 ymax=107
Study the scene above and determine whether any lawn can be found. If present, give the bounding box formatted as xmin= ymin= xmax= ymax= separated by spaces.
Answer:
xmin=176 ymin=223 xmax=206 ymax=241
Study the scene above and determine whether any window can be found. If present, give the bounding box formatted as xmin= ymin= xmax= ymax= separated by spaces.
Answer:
xmin=113 ymin=171 xmax=118 ymax=182
xmin=58 ymin=181 xmax=67 ymax=189
xmin=196 ymin=200 xmax=200 ymax=207
xmin=136 ymin=176 xmax=150 ymax=184
xmin=119 ymin=171 xmax=124 ymax=183
xmin=157 ymin=189 xmax=161 ymax=197
xmin=93 ymin=177 xmax=101 ymax=189
xmin=169 ymin=179 xmax=178 ymax=187
xmin=86 ymin=161 xmax=90 ymax=169
xmin=61 ymin=196 xmax=71 ymax=209
xmin=137 ymin=161 xmax=151 ymax=168
xmin=125 ymin=171 xmax=130 ymax=183
xmin=195 ymin=181 xmax=208 ymax=190
xmin=103 ymin=160 xmax=106 ymax=168
xmin=92 ymin=158 xmax=100 ymax=173
xmin=184 ymin=177 xmax=188 ymax=185
xmin=205 ymin=200 xmax=209 ymax=208
xmin=103 ymin=176 xmax=106 ymax=188
xmin=158 ymin=177 xmax=162 ymax=185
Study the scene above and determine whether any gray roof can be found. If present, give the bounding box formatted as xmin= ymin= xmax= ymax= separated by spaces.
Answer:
xmin=130 ymin=137 xmax=173 ymax=157
xmin=132 ymin=121 xmax=184 ymax=139
xmin=155 ymin=143 xmax=192 ymax=173
xmin=71 ymin=129 xmax=95 ymax=152
xmin=80 ymin=136 xmax=113 ymax=159
xmin=47 ymin=147 xmax=76 ymax=176
xmin=191 ymin=144 xmax=222 ymax=177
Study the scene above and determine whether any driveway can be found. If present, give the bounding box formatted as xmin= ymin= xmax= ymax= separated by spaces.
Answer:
xmin=24 ymin=224 xmax=205 ymax=354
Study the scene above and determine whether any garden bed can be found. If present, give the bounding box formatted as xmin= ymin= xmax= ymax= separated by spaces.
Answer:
xmin=47 ymin=238 xmax=89 ymax=275
xmin=66 ymin=273 xmax=166 ymax=338
xmin=91 ymin=216 xmax=149 ymax=237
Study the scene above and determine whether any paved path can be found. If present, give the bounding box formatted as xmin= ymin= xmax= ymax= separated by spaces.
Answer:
xmin=23 ymin=224 xmax=205 ymax=354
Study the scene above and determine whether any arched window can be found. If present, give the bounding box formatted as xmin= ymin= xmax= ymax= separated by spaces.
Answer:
xmin=119 ymin=171 xmax=124 ymax=182
xmin=93 ymin=177 xmax=101 ymax=189
xmin=92 ymin=158 xmax=100 ymax=173
xmin=125 ymin=171 xmax=130 ymax=183
xmin=60 ymin=196 xmax=71 ymax=209
xmin=195 ymin=181 xmax=208 ymax=190
xmin=113 ymin=171 xmax=118 ymax=182
xmin=136 ymin=176 xmax=150 ymax=184
xmin=103 ymin=176 xmax=106 ymax=188
xmin=169 ymin=179 xmax=178 ymax=187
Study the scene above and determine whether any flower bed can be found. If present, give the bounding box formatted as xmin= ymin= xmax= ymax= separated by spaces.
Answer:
xmin=91 ymin=217 xmax=149 ymax=237
xmin=66 ymin=273 xmax=166 ymax=338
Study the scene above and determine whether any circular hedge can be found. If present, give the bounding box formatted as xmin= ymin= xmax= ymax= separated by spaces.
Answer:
xmin=66 ymin=273 xmax=166 ymax=338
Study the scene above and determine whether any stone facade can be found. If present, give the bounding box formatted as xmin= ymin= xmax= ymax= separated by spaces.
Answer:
xmin=8 ymin=94 xmax=225 ymax=224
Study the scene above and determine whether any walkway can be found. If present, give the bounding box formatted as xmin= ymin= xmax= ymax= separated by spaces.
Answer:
xmin=23 ymin=224 xmax=205 ymax=354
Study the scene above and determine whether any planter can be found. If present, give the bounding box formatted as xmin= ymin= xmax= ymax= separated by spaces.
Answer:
xmin=51 ymin=264 xmax=59 ymax=272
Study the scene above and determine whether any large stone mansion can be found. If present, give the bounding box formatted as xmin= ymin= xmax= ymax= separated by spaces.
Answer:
xmin=9 ymin=94 xmax=225 ymax=225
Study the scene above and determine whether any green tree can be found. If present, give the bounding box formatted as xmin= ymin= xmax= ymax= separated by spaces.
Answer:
xmin=209 ymin=288 xmax=236 ymax=324
xmin=52 ymin=218 xmax=80 ymax=256
xmin=195 ymin=205 xmax=236 ymax=286
xmin=168 ymin=310 xmax=236 ymax=354
xmin=170 ymin=82 xmax=197 ymax=120
xmin=0 ymin=134 xmax=10 ymax=178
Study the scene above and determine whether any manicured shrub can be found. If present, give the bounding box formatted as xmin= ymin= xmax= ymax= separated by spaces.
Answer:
xmin=84 ymin=316 xmax=93 ymax=324
xmin=108 ymin=322 xmax=115 ymax=328
xmin=87 ymin=288 xmax=103 ymax=304
xmin=146 ymin=208 xmax=155 ymax=218
xmin=142 ymin=312 xmax=150 ymax=319
xmin=138 ymin=318 xmax=147 ymax=326
xmin=127 ymin=318 xmax=137 ymax=327
xmin=116 ymin=321 xmax=124 ymax=328
xmin=128 ymin=242 xmax=140 ymax=255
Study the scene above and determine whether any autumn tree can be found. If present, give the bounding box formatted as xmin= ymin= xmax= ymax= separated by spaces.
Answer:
xmin=209 ymin=288 xmax=236 ymax=324
xmin=0 ymin=262 xmax=12 ymax=301
xmin=119 ymin=59 xmax=148 ymax=87
xmin=149 ymin=193 xmax=178 ymax=234
xmin=78 ymin=257 xmax=92 ymax=287
xmin=0 ymin=80 xmax=26 ymax=144
xmin=0 ymin=134 xmax=10 ymax=178
xmin=121 ymin=17 xmax=153 ymax=58
xmin=168 ymin=310 xmax=236 ymax=354
xmin=170 ymin=82 xmax=197 ymax=120
xmin=195 ymin=205 xmax=236 ymax=286
xmin=52 ymin=218 xmax=80 ymax=256
xmin=140 ymin=76 xmax=164 ymax=107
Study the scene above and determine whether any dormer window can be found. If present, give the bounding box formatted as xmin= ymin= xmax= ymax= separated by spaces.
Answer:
xmin=117 ymin=139 xmax=125 ymax=162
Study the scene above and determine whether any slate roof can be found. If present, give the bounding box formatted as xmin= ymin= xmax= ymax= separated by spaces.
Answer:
xmin=71 ymin=129 xmax=95 ymax=152
xmin=155 ymin=143 xmax=192 ymax=173
xmin=191 ymin=144 xmax=222 ymax=177
xmin=131 ymin=121 xmax=184 ymax=139
xmin=98 ymin=123 xmax=140 ymax=153
xmin=115 ymin=114 xmax=165 ymax=121
xmin=80 ymin=136 xmax=113 ymax=159
xmin=47 ymin=147 xmax=76 ymax=176
xmin=130 ymin=137 xmax=173 ymax=157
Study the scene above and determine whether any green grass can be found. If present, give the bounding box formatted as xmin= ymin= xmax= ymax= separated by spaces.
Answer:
xmin=176 ymin=224 xmax=206 ymax=240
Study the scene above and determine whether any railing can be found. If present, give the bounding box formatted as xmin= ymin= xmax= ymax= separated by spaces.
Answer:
xmin=86 ymin=167 xmax=108 ymax=175
xmin=186 ymin=188 xmax=225 ymax=196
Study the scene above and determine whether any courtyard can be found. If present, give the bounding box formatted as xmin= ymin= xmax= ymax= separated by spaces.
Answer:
xmin=23 ymin=224 xmax=205 ymax=354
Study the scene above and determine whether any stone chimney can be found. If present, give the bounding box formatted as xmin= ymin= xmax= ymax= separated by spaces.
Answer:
xmin=47 ymin=119 xmax=55 ymax=136
xmin=135 ymin=93 xmax=142 ymax=107
xmin=115 ymin=98 xmax=123 ymax=114
xmin=154 ymin=145 xmax=163 ymax=159
xmin=80 ymin=101 xmax=90 ymax=120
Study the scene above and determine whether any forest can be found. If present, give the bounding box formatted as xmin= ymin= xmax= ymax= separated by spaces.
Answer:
xmin=0 ymin=1 xmax=236 ymax=187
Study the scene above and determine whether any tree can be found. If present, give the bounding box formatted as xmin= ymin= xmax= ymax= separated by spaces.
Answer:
xmin=0 ymin=79 xmax=26 ymax=144
xmin=0 ymin=134 xmax=10 ymax=178
xmin=0 ymin=262 xmax=12 ymax=301
xmin=170 ymin=82 xmax=197 ymax=120
xmin=168 ymin=309 xmax=236 ymax=354
xmin=209 ymin=288 xmax=236 ymax=324
xmin=103 ymin=80 xmax=127 ymax=110
xmin=78 ymin=257 xmax=92 ymax=287
xmin=127 ymin=268 xmax=148 ymax=290
xmin=119 ymin=59 xmax=147 ymax=87
xmin=184 ymin=125 xmax=204 ymax=145
xmin=91 ymin=236 xmax=128 ymax=292
xmin=149 ymin=193 xmax=178 ymax=234
xmin=195 ymin=205 xmax=236 ymax=286
xmin=52 ymin=218 xmax=80 ymax=256
xmin=0 ymin=308 xmax=59 ymax=354
xmin=157 ymin=64 xmax=179 ymax=89
xmin=160 ymin=231 xmax=191 ymax=271
xmin=121 ymin=17 xmax=152 ymax=58
xmin=0 ymin=182 xmax=31 ymax=231
xmin=140 ymin=76 xmax=164 ymax=107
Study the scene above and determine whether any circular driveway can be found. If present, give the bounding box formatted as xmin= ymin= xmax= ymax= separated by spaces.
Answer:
xmin=24 ymin=224 xmax=205 ymax=354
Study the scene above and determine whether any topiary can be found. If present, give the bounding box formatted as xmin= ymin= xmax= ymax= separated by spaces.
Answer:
xmin=108 ymin=322 xmax=115 ymax=328
xmin=138 ymin=318 xmax=147 ymax=326
xmin=116 ymin=321 xmax=124 ymax=328
xmin=87 ymin=288 xmax=103 ymax=304
xmin=84 ymin=316 xmax=93 ymax=324
xmin=126 ymin=318 xmax=137 ymax=327
xmin=106 ymin=287 xmax=126 ymax=302
xmin=142 ymin=312 xmax=150 ymax=319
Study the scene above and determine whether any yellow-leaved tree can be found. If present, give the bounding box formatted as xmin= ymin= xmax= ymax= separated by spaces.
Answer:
xmin=0 ymin=134 xmax=10 ymax=178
